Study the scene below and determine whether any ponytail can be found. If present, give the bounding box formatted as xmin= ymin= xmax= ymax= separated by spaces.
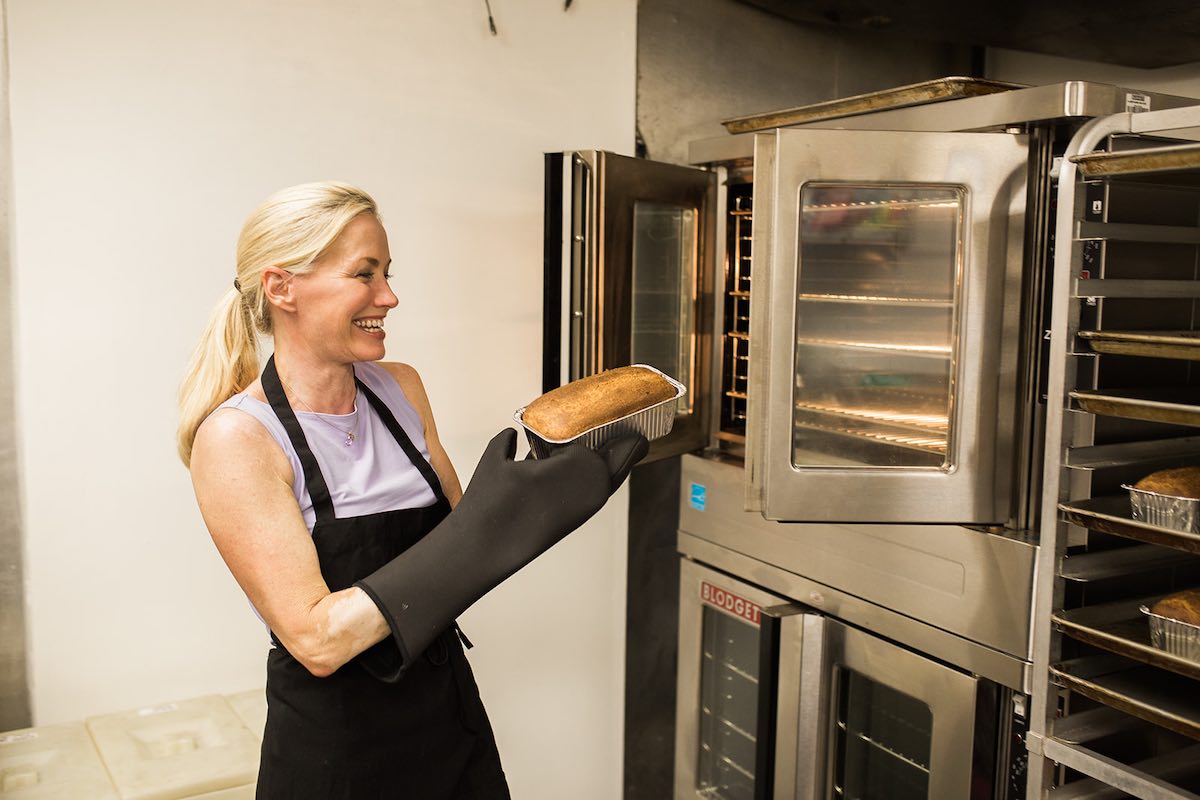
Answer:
xmin=176 ymin=286 xmax=260 ymax=466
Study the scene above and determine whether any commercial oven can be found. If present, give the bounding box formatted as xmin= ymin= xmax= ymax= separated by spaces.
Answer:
xmin=542 ymin=80 xmax=1200 ymax=799
xmin=675 ymin=556 xmax=1026 ymax=800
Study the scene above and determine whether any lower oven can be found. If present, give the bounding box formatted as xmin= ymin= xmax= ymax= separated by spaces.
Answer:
xmin=675 ymin=555 xmax=1029 ymax=800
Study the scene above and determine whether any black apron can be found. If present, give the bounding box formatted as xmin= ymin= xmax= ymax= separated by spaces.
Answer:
xmin=256 ymin=356 xmax=510 ymax=800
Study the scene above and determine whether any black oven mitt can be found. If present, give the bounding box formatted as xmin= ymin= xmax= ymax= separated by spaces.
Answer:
xmin=355 ymin=427 xmax=647 ymax=679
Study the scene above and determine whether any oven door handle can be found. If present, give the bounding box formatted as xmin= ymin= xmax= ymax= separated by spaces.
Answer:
xmin=756 ymin=605 xmax=828 ymax=800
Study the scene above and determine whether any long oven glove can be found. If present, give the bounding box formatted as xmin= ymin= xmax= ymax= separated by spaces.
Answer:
xmin=355 ymin=427 xmax=648 ymax=680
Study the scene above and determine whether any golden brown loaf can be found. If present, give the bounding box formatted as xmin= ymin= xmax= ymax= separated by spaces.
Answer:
xmin=1134 ymin=466 xmax=1200 ymax=499
xmin=521 ymin=366 xmax=676 ymax=441
xmin=1150 ymin=589 xmax=1200 ymax=627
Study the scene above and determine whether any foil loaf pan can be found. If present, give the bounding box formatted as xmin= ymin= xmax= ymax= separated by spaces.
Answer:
xmin=1140 ymin=604 xmax=1200 ymax=662
xmin=514 ymin=365 xmax=686 ymax=460
xmin=1122 ymin=484 xmax=1200 ymax=533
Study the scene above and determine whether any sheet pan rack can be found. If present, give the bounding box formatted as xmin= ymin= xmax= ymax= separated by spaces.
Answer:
xmin=1028 ymin=106 xmax=1200 ymax=799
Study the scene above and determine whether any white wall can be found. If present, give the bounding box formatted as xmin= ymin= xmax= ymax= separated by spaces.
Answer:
xmin=7 ymin=2 xmax=635 ymax=797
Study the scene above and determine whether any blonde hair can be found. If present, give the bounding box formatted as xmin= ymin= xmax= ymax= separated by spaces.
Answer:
xmin=176 ymin=181 xmax=379 ymax=466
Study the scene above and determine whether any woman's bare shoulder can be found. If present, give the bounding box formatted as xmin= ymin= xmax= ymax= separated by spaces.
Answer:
xmin=191 ymin=402 xmax=291 ymax=483
xmin=376 ymin=360 xmax=420 ymax=384
xmin=376 ymin=362 xmax=429 ymax=404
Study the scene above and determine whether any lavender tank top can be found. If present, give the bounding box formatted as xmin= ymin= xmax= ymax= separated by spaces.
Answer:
xmin=215 ymin=361 xmax=438 ymax=532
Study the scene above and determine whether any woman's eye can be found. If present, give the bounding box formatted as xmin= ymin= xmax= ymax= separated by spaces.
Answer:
xmin=383 ymin=272 xmax=393 ymax=281
xmin=357 ymin=272 xmax=373 ymax=280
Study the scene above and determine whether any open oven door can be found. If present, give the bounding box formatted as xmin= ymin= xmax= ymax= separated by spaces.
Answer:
xmin=544 ymin=151 xmax=716 ymax=463
xmin=746 ymin=128 xmax=1029 ymax=523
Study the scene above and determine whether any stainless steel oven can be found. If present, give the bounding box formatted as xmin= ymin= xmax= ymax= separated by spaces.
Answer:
xmin=675 ymin=554 xmax=1027 ymax=800
xmin=673 ymin=455 xmax=1035 ymax=800
xmin=543 ymin=80 xmax=1200 ymax=800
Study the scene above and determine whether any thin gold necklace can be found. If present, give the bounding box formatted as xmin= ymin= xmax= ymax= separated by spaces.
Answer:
xmin=281 ymin=375 xmax=359 ymax=447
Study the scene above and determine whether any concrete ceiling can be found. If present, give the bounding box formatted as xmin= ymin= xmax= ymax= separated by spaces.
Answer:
xmin=738 ymin=0 xmax=1200 ymax=68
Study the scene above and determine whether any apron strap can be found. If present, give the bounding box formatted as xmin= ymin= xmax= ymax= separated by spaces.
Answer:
xmin=355 ymin=374 xmax=450 ymax=507
xmin=262 ymin=355 xmax=337 ymax=527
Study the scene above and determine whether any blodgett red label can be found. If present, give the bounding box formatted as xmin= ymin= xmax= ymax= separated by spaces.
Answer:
xmin=700 ymin=581 xmax=761 ymax=625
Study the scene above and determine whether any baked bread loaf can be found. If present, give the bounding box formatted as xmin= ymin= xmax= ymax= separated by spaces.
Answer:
xmin=522 ymin=366 xmax=676 ymax=441
xmin=1134 ymin=467 xmax=1200 ymax=498
xmin=1150 ymin=589 xmax=1200 ymax=627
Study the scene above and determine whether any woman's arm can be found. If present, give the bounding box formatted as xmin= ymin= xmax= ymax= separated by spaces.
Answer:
xmin=381 ymin=362 xmax=464 ymax=508
xmin=190 ymin=408 xmax=388 ymax=677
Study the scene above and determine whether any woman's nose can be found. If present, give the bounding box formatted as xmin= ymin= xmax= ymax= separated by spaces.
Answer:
xmin=377 ymin=280 xmax=399 ymax=309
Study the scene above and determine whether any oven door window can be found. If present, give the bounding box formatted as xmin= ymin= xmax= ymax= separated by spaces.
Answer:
xmin=698 ymin=605 xmax=759 ymax=800
xmin=793 ymin=184 xmax=963 ymax=470
xmin=833 ymin=667 xmax=933 ymax=800
xmin=632 ymin=201 xmax=696 ymax=416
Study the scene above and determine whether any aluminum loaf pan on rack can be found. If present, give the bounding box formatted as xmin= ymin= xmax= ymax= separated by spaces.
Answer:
xmin=1140 ymin=604 xmax=1200 ymax=662
xmin=1122 ymin=483 xmax=1200 ymax=533
xmin=514 ymin=364 xmax=686 ymax=460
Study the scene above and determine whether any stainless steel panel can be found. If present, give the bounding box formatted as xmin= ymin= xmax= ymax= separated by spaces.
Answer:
xmin=793 ymin=615 xmax=827 ymax=800
xmin=0 ymin=1 xmax=29 ymax=730
xmin=748 ymin=127 xmax=1028 ymax=523
xmin=678 ymin=530 xmax=1029 ymax=693
xmin=755 ymin=604 xmax=813 ymax=800
xmin=675 ymin=559 xmax=789 ymax=800
xmin=680 ymin=455 xmax=1037 ymax=667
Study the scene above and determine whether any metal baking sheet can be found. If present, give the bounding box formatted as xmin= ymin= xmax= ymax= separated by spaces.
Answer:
xmin=721 ymin=77 xmax=1023 ymax=133
xmin=1079 ymin=330 xmax=1200 ymax=361
xmin=1071 ymin=389 xmax=1200 ymax=427
xmin=1060 ymin=495 xmax=1200 ymax=555
xmin=1073 ymin=142 xmax=1200 ymax=179
xmin=1054 ymin=600 xmax=1200 ymax=681
xmin=1051 ymin=657 xmax=1200 ymax=741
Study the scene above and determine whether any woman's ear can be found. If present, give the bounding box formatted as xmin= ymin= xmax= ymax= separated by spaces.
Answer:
xmin=262 ymin=267 xmax=296 ymax=312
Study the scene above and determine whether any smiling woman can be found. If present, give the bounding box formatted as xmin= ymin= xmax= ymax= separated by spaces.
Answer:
xmin=174 ymin=182 xmax=646 ymax=797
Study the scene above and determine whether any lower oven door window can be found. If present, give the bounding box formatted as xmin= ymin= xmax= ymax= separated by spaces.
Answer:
xmin=698 ymin=603 xmax=760 ymax=800
xmin=833 ymin=667 xmax=933 ymax=800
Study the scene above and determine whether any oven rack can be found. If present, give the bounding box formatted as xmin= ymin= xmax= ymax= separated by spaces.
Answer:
xmin=1029 ymin=106 xmax=1200 ymax=800
xmin=794 ymin=336 xmax=951 ymax=358
xmin=792 ymin=388 xmax=950 ymax=458
xmin=1070 ymin=390 xmax=1200 ymax=427
xmin=794 ymin=397 xmax=948 ymax=434
xmin=1060 ymin=497 xmax=1200 ymax=555
xmin=1053 ymin=600 xmax=1200 ymax=681
xmin=1050 ymin=656 xmax=1200 ymax=742
xmin=1078 ymin=330 xmax=1200 ymax=361
xmin=793 ymin=418 xmax=947 ymax=456
xmin=719 ymin=190 xmax=752 ymax=448
xmin=797 ymin=292 xmax=953 ymax=307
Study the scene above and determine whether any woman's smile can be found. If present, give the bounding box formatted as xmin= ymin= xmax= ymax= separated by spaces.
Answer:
xmin=353 ymin=316 xmax=386 ymax=338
